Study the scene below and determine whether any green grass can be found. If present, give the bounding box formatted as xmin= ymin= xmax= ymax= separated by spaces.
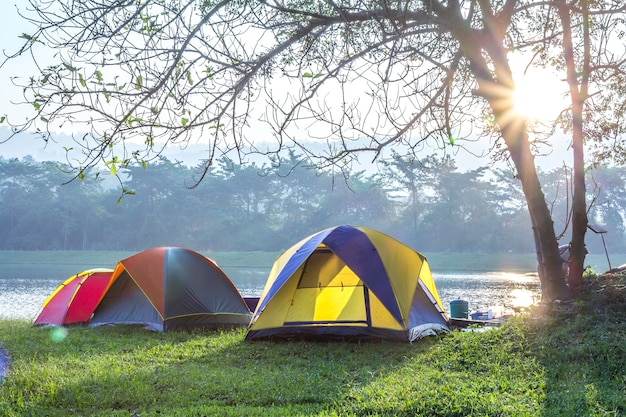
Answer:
xmin=1 ymin=274 xmax=625 ymax=416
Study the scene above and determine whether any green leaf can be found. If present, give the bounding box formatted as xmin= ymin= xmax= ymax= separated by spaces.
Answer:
xmin=181 ymin=117 xmax=189 ymax=126
xmin=448 ymin=135 xmax=456 ymax=146
xmin=94 ymin=70 xmax=103 ymax=83
xmin=18 ymin=33 xmax=41 ymax=43
xmin=105 ymin=157 xmax=120 ymax=171
xmin=186 ymin=71 xmax=194 ymax=85
xmin=0 ymin=116 xmax=5 ymax=124
xmin=33 ymin=102 xmax=41 ymax=110
xmin=135 ymin=75 xmax=143 ymax=90
xmin=63 ymin=63 xmax=78 ymax=72
xmin=78 ymin=171 xmax=85 ymax=180
xmin=302 ymin=72 xmax=324 ymax=79
xmin=117 ymin=188 xmax=136 ymax=204
xmin=126 ymin=116 xmax=143 ymax=127
xmin=79 ymin=73 xmax=86 ymax=87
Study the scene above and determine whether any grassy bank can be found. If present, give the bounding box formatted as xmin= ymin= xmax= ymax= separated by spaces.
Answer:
xmin=1 ymin=274 xmax=624 ymax=416
xmin=0 ymin=250 xmax=620 ymax=279
xmin=0 ymin=251 xmax=279 ymax=280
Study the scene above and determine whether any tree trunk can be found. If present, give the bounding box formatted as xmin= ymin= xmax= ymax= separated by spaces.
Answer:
xmin=559 ymin=0 xmax=589 ymax=288
xmin=568 ymin=84 xmax=587 ymax=286
xmin=441 ymin=1 xmax=571 ymax=301
xmin=531 ymin=214 xmax=547 ymax=301
xmin=502 ymin=125 xmax=571 ymax=301
xmin=569 ymin=138 xmax=587 ymax=288
xmin=467 ymin=53 xmax=571 ymax=301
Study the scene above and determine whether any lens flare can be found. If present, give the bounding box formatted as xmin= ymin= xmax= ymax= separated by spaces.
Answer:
xmin=50 ymin=326 xmax=69 ymax=343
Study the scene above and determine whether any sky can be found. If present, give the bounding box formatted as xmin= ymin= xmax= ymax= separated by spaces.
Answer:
xmin=0 ymin=1 xmax=574 ymax=173
xmin=1 ymin=2 xmax=42 ymax=141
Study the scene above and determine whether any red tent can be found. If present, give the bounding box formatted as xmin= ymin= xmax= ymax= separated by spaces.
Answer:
xmin=33 ymin=269 xmax=114 ymax=326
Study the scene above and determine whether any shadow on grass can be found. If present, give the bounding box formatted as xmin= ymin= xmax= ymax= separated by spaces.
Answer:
xmin=0 ymin=322 xmax=435 ymax=416
xmin=10 ymin=288 xmax=625 ymax=417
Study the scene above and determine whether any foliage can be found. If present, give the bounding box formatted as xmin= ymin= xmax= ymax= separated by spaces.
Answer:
xmin=2 ymin=1 xmax=622 ymax=189
xmin=1 ymin=153 xmax=624 ymax=254
xmin=6 ymin=0 xmax=626 ymax=300
xmin=0 ymin=274 xmax=624 ymax=416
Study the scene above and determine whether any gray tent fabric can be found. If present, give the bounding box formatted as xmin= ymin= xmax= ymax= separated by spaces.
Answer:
xmin=89 ymin=247 xmax=251 ymax=331
xmin=89 ymin=271 xmax=164 ymax=331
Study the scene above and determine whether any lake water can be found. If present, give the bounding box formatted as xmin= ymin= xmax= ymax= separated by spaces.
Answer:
xmin=0 ymin=268 xmax=541 ymax=321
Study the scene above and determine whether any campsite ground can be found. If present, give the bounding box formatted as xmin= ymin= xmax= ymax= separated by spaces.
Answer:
xmin=0 ymin=273 xmax=624 ymax=416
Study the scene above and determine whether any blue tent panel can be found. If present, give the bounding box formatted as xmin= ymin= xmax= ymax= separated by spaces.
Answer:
xmin=323 ymin=225 xmax=403 ymax=324
xmin=254 ymin=228 xmax=334 ymax=316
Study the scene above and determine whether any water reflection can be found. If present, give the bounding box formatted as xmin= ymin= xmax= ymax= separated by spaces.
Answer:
xmin=0 ymin=271 xmax=541 ymax=320
xmin=510 ymin=288 xmax=536 ymax=308
xmin=0 ymin=278 xmax=59 ymax=320
xmin=433 ymin=272 xmax=541 ymax=316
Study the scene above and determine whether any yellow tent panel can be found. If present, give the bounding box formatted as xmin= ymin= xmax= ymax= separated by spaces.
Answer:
xmin=246 ymin=225 xmax=450 ymax=342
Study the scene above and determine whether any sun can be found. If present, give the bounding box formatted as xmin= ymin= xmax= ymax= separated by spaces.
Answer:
xmin=512 ymin=68 xmax=568 ymax=123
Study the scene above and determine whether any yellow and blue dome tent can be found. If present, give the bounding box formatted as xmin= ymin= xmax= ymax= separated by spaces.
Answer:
xmin=245 ymin=225 xmax=450 ymax=342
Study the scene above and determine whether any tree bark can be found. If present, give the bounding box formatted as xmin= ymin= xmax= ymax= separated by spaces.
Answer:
xmin=559 ymin=0 xmax=589 ymax=288
xmin=530 ymin=210 xmax=548 ymax=300
xmin=569 ymin=130 xmax=588 ymax=288
xmin=504 ymin=126 xmax=571 ymax=301
xmin=454 ymin=14 xmax=571 ymax=301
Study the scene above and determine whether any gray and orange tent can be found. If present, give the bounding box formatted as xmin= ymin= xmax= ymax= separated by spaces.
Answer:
xmin=89 ymin=247 xmax=251 ymax=331
xmin=246 ymin=225 xmax=450 ymax=342
xmin=33 ymin=268 xmax=114 ymax=326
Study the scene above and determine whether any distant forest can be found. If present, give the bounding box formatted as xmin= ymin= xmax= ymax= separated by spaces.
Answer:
xmin=1 ymin=150 xmax=624 ymax=255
